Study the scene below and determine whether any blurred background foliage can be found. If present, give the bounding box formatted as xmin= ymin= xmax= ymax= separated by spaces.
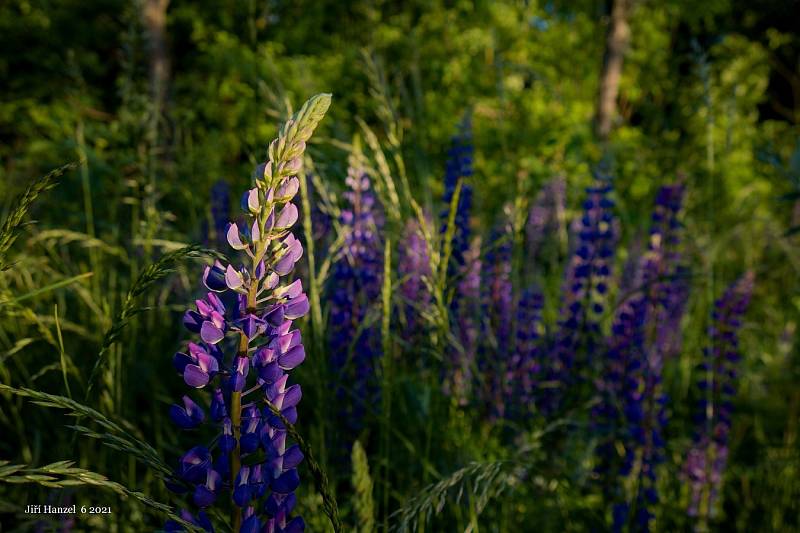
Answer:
xmin=1 ymin=0 xmax=799 ymax=531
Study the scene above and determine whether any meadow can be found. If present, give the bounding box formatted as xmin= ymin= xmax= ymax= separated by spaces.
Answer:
xmin=1 ymin=1 xmax=799 ymax=532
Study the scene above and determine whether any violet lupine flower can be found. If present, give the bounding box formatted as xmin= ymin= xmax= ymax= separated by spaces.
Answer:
xmin=166 ymin=94 xmax=331 ymax=533
xmin=685 ymin=272 xmax=754 ymax=522
xmin=445 ymin=236 xmax=482 ymax=405
xmin=546 ymin=179 xmax=617 ymax=411
xmin=329 ymin=166 xmax=384 ymax=444
xmin=504 ymin=286 xmax=544 ymax=418
xmin=440 ymin=116 xmax=474 ymax=276
xmin=398 ymin=218 xmax=432 ymax=335
xmin=479 ymin=220 xmax=515 ymax=419
xmin=596 ymin=184 xmax=688 ymax=532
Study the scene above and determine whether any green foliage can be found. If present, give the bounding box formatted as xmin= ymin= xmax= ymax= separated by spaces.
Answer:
xmin=351 ymin=440 xmax=375 ymax=533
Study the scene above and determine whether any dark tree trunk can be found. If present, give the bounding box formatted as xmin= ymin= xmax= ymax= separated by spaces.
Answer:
xmin=141 ymin=0 xmax=170 ymax=131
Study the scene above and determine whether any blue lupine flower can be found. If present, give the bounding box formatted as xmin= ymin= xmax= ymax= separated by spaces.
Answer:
xmin=445 ymin=236 xmax=482 ymax=405
xmin=164 ymin=94 xmax=330 ymax=532
xmin=441 ymin=116 xmax=474 ymax=277
xmin=596 ymin=183 xmax=688 ymax=532
xmin=685 ymin=272 xmax=754 ymax=521
xmin=505 ymin=286 xmax=544 ymax=417
xmin=398 ymin=218 xmax=432 ymax=336
xmin=329 ymin=166 xmax=384 ymax=446
xmin=478 ymin=219 xmax=515 ymax=419
xmin=546 ymin=178 xmax=617 ymax=412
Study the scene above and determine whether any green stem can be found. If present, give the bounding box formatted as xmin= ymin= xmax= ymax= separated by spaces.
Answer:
xmin=230 ymin=332 xmax=248 ymax=532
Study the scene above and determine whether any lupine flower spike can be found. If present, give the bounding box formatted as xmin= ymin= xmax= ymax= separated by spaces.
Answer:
xmin=166 ymin=94 xmax=331 ymax=533
xmin=685 ymin=272 xmax=754 ymax=525
xmin=546 ymin=176 xmax=616 ymax=412
xmin=598 ymin=184 xmax=687 ymax=532
xmin=329 ymin=164 xmax=384 ymax=450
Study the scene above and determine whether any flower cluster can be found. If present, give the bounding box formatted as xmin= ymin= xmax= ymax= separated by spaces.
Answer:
xmin=441 ymin=117 xmax=474 ymax=276
xmin=684 ymin=272 xmax=754 ymax=522
xmin=505 ymin=286 xmax=544 ymax=418
xmin=164 ymin=94 xmax=331 ymax=533
xmin=441 ymin=118 xmax=477 ymax=405
xmin=597 ymin=183 xmax=688 ymax=532
xmin=479 ymin=220 xmax=514 ymax=419
xmin=398 ymin=218 xmax=432 ymax=336
xmin=329 ymin=166 xmax=384 ymax=445
xmin=546 ymin=179 xmax=617 ymax=411
xmin=445 ymin=236 xmax=482 ymax=405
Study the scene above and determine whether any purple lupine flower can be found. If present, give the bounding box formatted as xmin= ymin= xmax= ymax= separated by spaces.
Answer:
xmin=504 ymin=286 xmax=544 ymax=418
xmin=398 ymin=218 xmax=432 ymax=336
xmin=441 ymin=116 xmax=474 ymax=276
xmin=445 ymin=236 xmax=482 ymax=405
xmin=685 ymin=272 xmax=754 ymax=522
xmin=545 ymin=179 xmax=617 ymax=412
xmin=165 ymin=94 xmax=331 ymax=532
xmin=329 ymin=166 xmax=384 ymax=446
xmin=596 ymin=183 xmax=688 ymax=532
xmin=478 ymin=219 xmax=515 ymax=419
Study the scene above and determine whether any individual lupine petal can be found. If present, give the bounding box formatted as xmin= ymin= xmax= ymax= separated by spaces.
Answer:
xmin=183 ymin=347 xmax=219 ymax=388
xmin=203 ymin=261 xmax=228 ymax=292
xmin=251 ymin=219 xmax=261 ymax=244
xmin=251 ymin=464 xmax=267 ymax=498
xmin=274 ymin=279 xmax=303 ymax=300
xmin=255 ymin=260 xmax=266 ymax=280
xmin=169 ymin=395 xmax=205 ymax=429
xmin=264 ymin=271 xmax=280 ymax=291
xmin=233 ymin=466 xmax=252 ymax=507
xmin=284 ymin=156 xmax=302 ymax=175
xmin=271 ymin=468 xmax=300 ymax=494
xmin=275 ymin=177 xmax=299 ymax=200
xmin=193 ymin=469 xmax=222 ymax=508
xmin=282 ymin=517 xmax=305 ymax=533
xmin=273 ymin=236 xmax=303 ymax=275
xmin=284 ymin=294 xmax=309 ymax=319
xmin=220 ymin=417 xmax=236 ymax=454
xmin=183 ymin=310 xmax=203 ymax=333
xmin=173 ymin=351 xmax=193 ymax=374
xmin=240 ymin=506 xmax=261 ymax=533
xmin=281 ymin=445 xmax=304 ymax=470
xmin=265 ymin=493 xmax=297 ymax=517
xmin=184 ymin=365 xmax=211 ymax=388
xmin=264 ymin=206 xmax=276 ymax=233
xmin=200 ymin=320 xmax=225 ymax=344
xmin=210 ymin=387 xmax=226 ymax=421
xmin=227 ymin=222 xmax=249 ymax=251
xmin=264 ymin=304 xmax=285 ymax=326
xmin=237 ymin=313 xmax=265 ymax=339
xmin=230 ymin=356 xmax=250 ymax=392
xmin=226 ymin=264 xmax=245 ymax=290
xmin=278 ymin=344 xmax=305 ymax=370
xmin=275 ymin=203 xmax=298 ymax=229
xmin=240 ymin=406 xmax=261 ymax=454
xmin=177 ymin=446 xmax=212 ymax=484
xmin=268 ymin=380 xmax=302 ymax=411
xmin=242 ymin=188 xmax=260 ymax=214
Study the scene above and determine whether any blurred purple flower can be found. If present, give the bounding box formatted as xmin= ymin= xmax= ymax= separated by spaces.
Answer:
xmin=685 ymin=272 xmax=754 ymax=521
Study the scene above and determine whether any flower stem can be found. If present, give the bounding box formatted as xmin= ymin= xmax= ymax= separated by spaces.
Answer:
xmin=230 ymin=332 xmax=248 ymax=531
